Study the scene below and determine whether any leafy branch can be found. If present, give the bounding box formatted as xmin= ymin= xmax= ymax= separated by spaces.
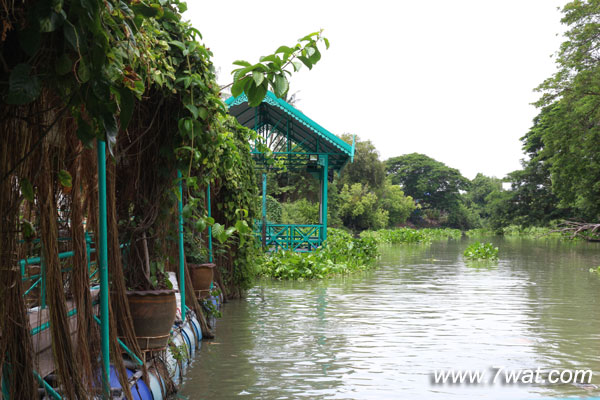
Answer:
xmin=224 ymin=30 xmax=329 ymax=106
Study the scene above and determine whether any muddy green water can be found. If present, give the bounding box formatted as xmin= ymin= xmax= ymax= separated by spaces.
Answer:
xmin=180 ymin=237 xmax=600 ymax=399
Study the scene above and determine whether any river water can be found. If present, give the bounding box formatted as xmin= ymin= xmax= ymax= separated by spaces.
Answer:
xmin=180 ymin=237 xmax=600 ymax=399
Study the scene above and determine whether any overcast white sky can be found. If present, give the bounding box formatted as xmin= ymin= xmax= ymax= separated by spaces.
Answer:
xmin=185 ymin=1 xmax=567 ymax=179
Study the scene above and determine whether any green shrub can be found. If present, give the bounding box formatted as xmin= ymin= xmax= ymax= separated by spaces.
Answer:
xmin=281 ymin=199 xmax=319 ymax=224
xmin=266 ymin=195 xmax=283 ymax=223
xmin=463 ymin=242 xmax=499 ymax=260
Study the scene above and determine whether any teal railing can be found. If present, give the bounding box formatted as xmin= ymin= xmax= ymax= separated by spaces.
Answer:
xmin=255 ymin=223 xmax=323 ymax=251
xmin=18 ymin=234 xmax=138 ymax=400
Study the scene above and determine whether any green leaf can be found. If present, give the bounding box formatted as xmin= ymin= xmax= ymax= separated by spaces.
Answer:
xmin=118 ymin=88 xmax=134 ymax=130
xmin=55 ymin=54 xmax=72 ymax=75
xmin=252 ymin=70 xmax=264 ymax=86
xmin=300 ymin=31 xmax=321 ymax=41
xmin=212 ymin=222 xmax=224 ymax=237
xmin=259 ymin=54 xmax=281 ymax=66
xmin=247 ymin=82 xmax=267 ymax=107
xmin=297 ymin=56 xmax=313 ymax=70
xmin=58 ymin=170 xmax=72 ymax=188
xmin=195 ymin=218 xmax=207 ymax=232
xmin=235 ymin=219 xmax=250 ymax=234
xmin=20 ymin=178 xmax=34 ymax=202
xmin=273 ymin=75 xmax=289 ymax=98
xmin=308 ymin=46 xmax=321 ymax=64
xmin=21 ymin=219 xmax=36 ymax=240
xmin=232 ymin=60 xmax=251 ymax=67
xmin=101 ymin=113 xmax=118 ymax=156
xmin=205 ymin=216 xmax=215 ymax=225
xmin=39 ymin=10 xmax=65 ymax=33
xmin=185 ymin=103 xmax=199 ymax=119
xmin=324 ymin=37 xmax=330 ymax=49
xmin=292 ymin=61 xmax=303 ymax=72
xmin=5 ymin=64 xmax=41 ymax=105
xmin=182 ymin=204 xmax=193 ymax=219
xmin=77 ymin=60 xmax=90 ymax=83
xmin=131 ymin=3 xmax=161 ymax=18
xmin=275 ymin=45 xmax=293 ymax=55
xmin=76 ymin=118 xmax=95 ymax=146
xmin=169 ymin=40 xmax=185 ymax=51
xmin=231 ymin=75 xmax=251 ymax=98
xmin=198 ymin=107 xmax=208 ymax=121
xmin=63 ymin=21 xmax=81 ymax=52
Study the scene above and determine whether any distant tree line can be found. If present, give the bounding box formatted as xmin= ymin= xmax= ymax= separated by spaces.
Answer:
xmin=267 ymin=1 xmax=600 ymax=233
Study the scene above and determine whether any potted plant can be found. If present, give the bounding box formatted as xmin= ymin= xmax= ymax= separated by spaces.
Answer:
xmin=117 ymin=227 xmax=178 ymax=352
xmin=183 ymin=230 xmax=215 ymax=300
xmin=122 ymin=259 xmax=177 ymax=351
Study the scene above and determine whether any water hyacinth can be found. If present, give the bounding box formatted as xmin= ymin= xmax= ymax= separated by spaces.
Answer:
xmin=360 ymin=228 xmax=462 ymax=245
xmin=259 ymin=228 xmax=379 ymax=280
xmin=463 ymin=242 xmax=499 ymax=260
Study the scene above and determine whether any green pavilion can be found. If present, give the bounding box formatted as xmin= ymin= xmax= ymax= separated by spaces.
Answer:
xmin=226 ymin=91 xmax=355 ymax=251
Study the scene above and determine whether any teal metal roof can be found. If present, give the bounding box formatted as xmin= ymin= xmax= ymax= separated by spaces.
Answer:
xmin=226 ymin=91 xmax=355 ymax=171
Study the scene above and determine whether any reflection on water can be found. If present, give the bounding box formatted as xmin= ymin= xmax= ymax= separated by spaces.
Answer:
xmin=180 ymin=237 xmax=600 ymax=399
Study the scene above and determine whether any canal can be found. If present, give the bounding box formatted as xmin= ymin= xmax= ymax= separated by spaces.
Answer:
xmin=180 ymin=237 xmax=600 ymax=399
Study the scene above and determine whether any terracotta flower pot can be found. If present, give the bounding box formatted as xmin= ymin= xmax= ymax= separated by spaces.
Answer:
xmin=189 ymin=263 xmax=215 ymax=299
xmin=122 ymin=289 xmax=177 ymax=351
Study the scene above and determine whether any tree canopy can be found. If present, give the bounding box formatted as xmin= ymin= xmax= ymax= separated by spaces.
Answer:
xmin=386 ymin=153 xmax=469 ymax=212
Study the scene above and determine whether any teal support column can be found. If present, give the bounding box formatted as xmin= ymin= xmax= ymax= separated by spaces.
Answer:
xmin=207 ymin=184 xmax=213 ymax=263
xmin=96 ymin=139 xmax=110 ymax=398
xmin=261 ymin=173 xmax=267 ymax=248
xmin=2 ymin=361 xmax=10 ymax=399
xmin=40 ymin=256 xmax=46 ymax=309
xmin=177 ymin=170 xmax=186 ymax=322
xmin=321 ymin=155 xmax=328 ymax=242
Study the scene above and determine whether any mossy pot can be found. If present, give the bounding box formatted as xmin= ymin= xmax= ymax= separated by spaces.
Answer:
xmin=189 ymin=263 xmax=215 ymax=299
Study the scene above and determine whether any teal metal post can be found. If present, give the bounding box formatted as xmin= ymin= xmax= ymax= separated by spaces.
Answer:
xmin=261 ymin=173 xmax=267 ymax=248
xmin=40 ymin=256 xmax=46 ymax=309
xmin=177 ymin=170 xmax=186 ymax=322
xmin=207 ymin=184 xmax=213 ymax=263
xmin=96 ymin=139 xmax=110 ymax=398
xmin=321 ymin=155 xmax=328 ymax=242
xmin=2 ymin=361 xmax=10 ymax=399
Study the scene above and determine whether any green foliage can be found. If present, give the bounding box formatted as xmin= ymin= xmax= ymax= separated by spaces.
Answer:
xmin=281 ymin=199 xmax=319 ymax=224
xmin=258 ymin=228 xmax=379 ymax=280
xmin=201 ymin=288 xmax=222 ymax=319
xmin=465 ymin=228 xmax=496 ymax=237
xmin=230 ymin=30 xmax=329 ymax=106
xmin=337 ymin=183 xmax=388 ymax=230
xmin=266 ymin=195 xmax=283 ymax=223
xmin=463 ymin=242 xmax=499 ymax=261
xmin=150 ymin=261 xmax=173 ymax=290
xmin=462 ymin=173 xmax=502 ymax=226
xmin=385 ymin=153 xmax=470 ymax=228
xmin=361 ymin=227 xmax=461 ymax=245
xmin=532 ymin=1 xmax=600 ymax=221
xmin=337 ymin=134 xmax=386 ymax=191
xmin=386 ymin=153 xmax=469 ymax=210
xmin=485 ymin=106 xmax=575 ymax=231
xmin=500 ymin=225 xmax=563 ymax=238
xmin=379 ymin=181 xmax=416 ymax=227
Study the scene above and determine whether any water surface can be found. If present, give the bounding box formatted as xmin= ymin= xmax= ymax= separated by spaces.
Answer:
xmin=180 ymin=237 xmax=600 ymax=399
